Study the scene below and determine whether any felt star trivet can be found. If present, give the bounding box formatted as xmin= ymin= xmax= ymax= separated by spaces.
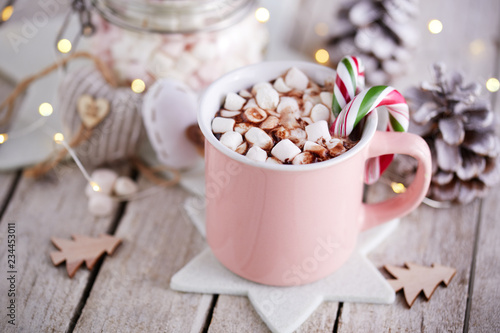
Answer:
xmin=172 ymin=199 xmax=398 ymax=333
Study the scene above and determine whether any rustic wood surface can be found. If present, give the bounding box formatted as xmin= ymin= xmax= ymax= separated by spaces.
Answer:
xmin=0 ymin=0 xmax=500 ymax=332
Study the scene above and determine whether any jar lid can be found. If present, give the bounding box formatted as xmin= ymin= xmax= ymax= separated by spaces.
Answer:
xmin=92 ymin=0 xmax=257 ymax=33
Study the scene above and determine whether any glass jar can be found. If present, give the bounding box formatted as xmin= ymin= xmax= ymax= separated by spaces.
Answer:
xmin=89 ymin=0 xmax=269 ymax=90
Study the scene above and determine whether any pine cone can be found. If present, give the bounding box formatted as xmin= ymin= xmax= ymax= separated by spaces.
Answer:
xmin=327 ymin=0 xmax=419 ymax=85
xmin=402 ymin=63 xmax=500 ymax=204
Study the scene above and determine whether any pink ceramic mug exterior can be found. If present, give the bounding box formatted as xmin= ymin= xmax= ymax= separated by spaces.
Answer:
xmin=198 ymin=61 xmax=432 ymax=286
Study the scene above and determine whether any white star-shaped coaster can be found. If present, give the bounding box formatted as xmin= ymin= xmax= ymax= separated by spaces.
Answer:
xmin=172 ymin=199 xmax=398 ymax=333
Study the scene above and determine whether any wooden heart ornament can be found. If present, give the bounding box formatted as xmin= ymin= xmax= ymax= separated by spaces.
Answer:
xmin=59 ymin=66 xmax=144 ymax=167
xmin=77 ymin=94 xmax=110 ymax=129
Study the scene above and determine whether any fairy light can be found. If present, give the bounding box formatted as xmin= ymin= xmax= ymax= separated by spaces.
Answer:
xmin=89 ymin=181 xmax=101 ymax=192
xmin=428 ymin=19 xmax=443 ymax=34
xmin=391 ymin=182 xmax=407 ymax=194
xmin=57 ymin=39 xmax=72 ymax=54
xmin=315 ymin=49 xmax=330 ymax=64
xmin=1 ymin=5 xmax=13 ymax=22
xmin=38 ymin=102 xmax=53 ymax=117
xmin=469 ymin=39 xmax=485 ymax=56
xmin=314 ymin=22 xmax=329 ymax=37
xmin=131 ymin=79 xmax=146 ymax=93
xmin=255 ymin=7 xmax=270 ymax=23
xmin=0 ymin=133 xmax=7 ymax=144
xmin=486 ymin=78 xmax=500 ymax=92
xmin=53 ymin=132 xmax=64 ymax=143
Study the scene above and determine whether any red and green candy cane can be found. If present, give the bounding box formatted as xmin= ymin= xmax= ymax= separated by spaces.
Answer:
xmin=330 ymin=85 xmax=410 ymax=184
xmin=332 ymin=56 xmax=365 ymax=117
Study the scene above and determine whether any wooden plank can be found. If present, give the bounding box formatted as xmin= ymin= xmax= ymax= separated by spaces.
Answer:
xmin=0 ymin=172 xmax=18 ymax=215
xmin=208 ymin=296 xmax=270 ymax=333
xmin=467 ymin=55 xmax=500 ymax=332
xmin=73 ymin=181 xmax=212 ymax=332
xmin=337 ymin=202 xmax=479 ymax=332
xmin=0 ymin=164 xmax=126 ymax=332
xmin=468 ymin=185 xmax=500 ymax=332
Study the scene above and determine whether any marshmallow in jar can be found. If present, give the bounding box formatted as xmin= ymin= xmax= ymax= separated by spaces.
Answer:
xmin=90 ymin=0 xmax=269 ymax=90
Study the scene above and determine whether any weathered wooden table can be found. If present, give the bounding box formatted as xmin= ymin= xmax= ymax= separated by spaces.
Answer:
xmin=1 ymin=0 xmax=500 ymax=332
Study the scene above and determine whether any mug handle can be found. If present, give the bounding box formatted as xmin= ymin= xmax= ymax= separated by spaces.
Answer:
xmin=361 ymin=131 xmax=432 ymax=231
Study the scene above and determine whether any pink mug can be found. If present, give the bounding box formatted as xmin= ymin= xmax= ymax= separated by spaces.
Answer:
xmin=198 ymin=61 xmax=432 ymax=286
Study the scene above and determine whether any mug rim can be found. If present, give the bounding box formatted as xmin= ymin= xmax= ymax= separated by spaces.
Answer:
xmin=198 ymin=60 xmax=378 ymax=172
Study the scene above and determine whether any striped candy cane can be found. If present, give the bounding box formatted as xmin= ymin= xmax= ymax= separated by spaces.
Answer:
xmin=332 ymin=56 xmax=365 ymax=117
xmin=330 ymin=85 xmax=410 ymax=184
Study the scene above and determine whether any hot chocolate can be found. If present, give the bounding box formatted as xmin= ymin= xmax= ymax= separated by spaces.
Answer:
xmin=211 ymin=67 xmax=358 ymax=164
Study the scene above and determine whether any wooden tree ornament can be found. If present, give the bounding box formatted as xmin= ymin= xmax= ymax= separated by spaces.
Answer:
xmin=384 ymin=262 xmax=456 ymax=307
xmin=50 ymin=234 xmax=121 ymax=278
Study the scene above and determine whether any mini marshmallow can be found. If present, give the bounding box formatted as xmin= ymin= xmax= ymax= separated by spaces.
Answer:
xmin=303 ymin=93 xmax=321 ymax=105
xmin=325 ymin=138 xmax=342 ymax=149
xmin=280 ymin=108 xmax=300 ymax=129
xmin=260 ymin=116 xmax=280 ymax=130
xmin=151 ymin=52 xmax=174 ymax=76
xmin=212 ymin=117 xmax=235 ymax=133
xmin=224 ymin=92 xmax=246 ymax=111
xmin=176 ymin=52 xmax=200 ymax=74
xmin=235 ymin=142 xmax=248 ymax=155
xmin=271 ymin=126 xmax=290 ymax=141
xmin=305 ymin=120 xmax=332 ymax=142
xmin=220 ymin=110 xmax=241 ymax=117
xmin=88 ymin=193 xmax=114 ymax=217
xmin=234 ymin=123 xmax=253 ymax=135
xmin=326 ymin=138 xmax=346 ymax=156
xmin=266 ymin=157 xmax=283 ymax=164
xmin=292 ymin=152 xmax=316 ymax=165
xmin=256 ymin=87 xmax=280 ymax=110
xmin=198 ymin=63 xmax=221 ymax=82
xmin=191 ymin=40 xmax=217 ymax=61
xmin=302 ymin=117 xmax=313 ymax=125
xmin=289 ymin=128 xmax=307 ymax=148
xmin=277 ymin=97 xmax=299 ymax=113
xmin=239 ymin=89 xmax=253 ymax=98
xmin=320 ymin=92 xmax=333 ymax=109
xmin=304 ymin=141 xmax=328 ymax=158
xmin=285 ymin=67 xmax=309 ymax=90
xmin=310 ymin=104 xmax=330 ymax=123
xmin=246 ymin=146 xmax=268 ymax=162
xmin=251 ymin=82 xmax=273 ymax=95
xmin=245 ymin=127 xmax=273 ymax=150
xmin=273 ymin=77 xmax=292 ymax=93
xmin=87 ymin=168 xmax=119 ymax=196
xmin=244 ymin=108 xmax=268 ymax=123
xmin=243 ymin=98 xmax=258 ymax=110
xmin=303 ymin=101 xmax=313 ymax=116
xmin=113 ymin=176 xmax=138 ymax=196
xmin=271 ymin=139 xmax=301 ymax=162
xmin=220 ymin=131 xmax=243 ymax=151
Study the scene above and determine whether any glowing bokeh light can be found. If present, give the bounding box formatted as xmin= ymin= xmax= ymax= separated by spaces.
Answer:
xmin=391 ymin=182 xmax=407 ymax=194
xmin=315 ymin=49 xmax=330 ymax=64
xmin=57 ymin=39 xmax=72 ymax=53
xmin=428 ymin=19 xmax=443 ymax=34
xmin=39 ymin=102 xmax=53 ymax=117
xmin=53 ymin=132 xmax=64 ymax=143
xmin=486 ymin=78 xmax=500 ymax=92
xmin=255 ymin=7 xmax=270 ymax=23
xmin=469 ymin=39 xmax=485 ymax=56
xmin=90 ymin=181 xmax=101 ymax=192
xmin=131 ymin=79 xmax=146 ymax=93
xmin=314 ymin=22 xmax=329 ymax=36
xmin=1 ymin=5 xmax=13 ymax=22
